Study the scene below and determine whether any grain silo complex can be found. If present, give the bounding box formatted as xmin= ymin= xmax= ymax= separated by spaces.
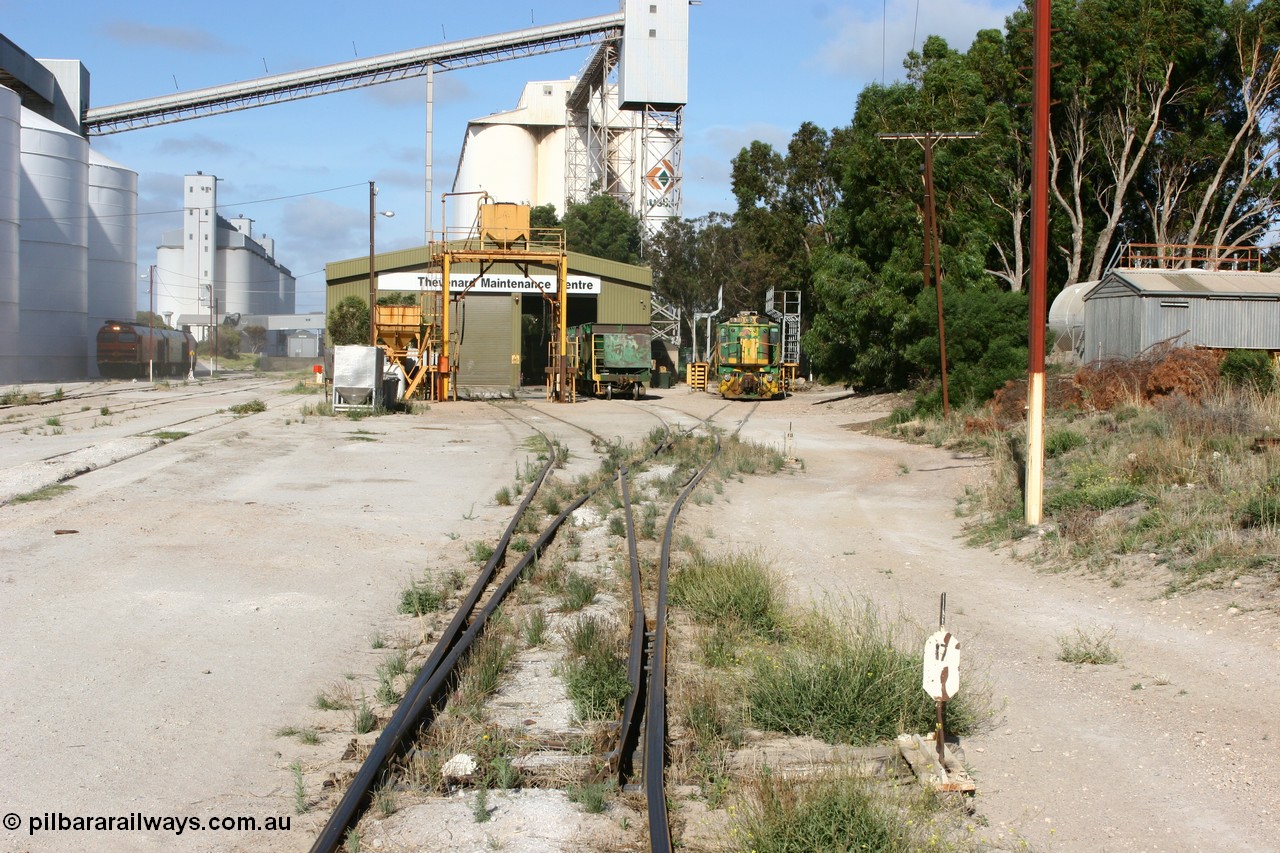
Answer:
xmin=0 ymin=36 xmax=136 ymax=383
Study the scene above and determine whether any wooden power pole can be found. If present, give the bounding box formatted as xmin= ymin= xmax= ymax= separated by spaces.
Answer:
xmin=876 ymin=131 xmax=978 ymax=417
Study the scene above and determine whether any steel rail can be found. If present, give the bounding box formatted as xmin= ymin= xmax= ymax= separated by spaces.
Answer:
xmin=308 ymin=426 xmax=560 ymax=853
xmin=310 ymin=411 xmax=673 ymax=853
xmin=645 ymin=431 xmax=723 ymax=853
xmin=611 ymin=467 xmax=647 ymax=784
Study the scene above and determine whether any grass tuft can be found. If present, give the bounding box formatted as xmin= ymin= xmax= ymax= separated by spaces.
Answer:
xmin=746 ymin=606 xmax=986 ymax=745
xmin=1057 ymin=626 xmax=1121 ymax=665
xmin=561 ymin=617 xmax=630 ymax=721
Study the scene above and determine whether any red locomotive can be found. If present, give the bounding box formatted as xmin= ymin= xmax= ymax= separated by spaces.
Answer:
xmin=96 ymin=320 xmax=196 ymax=379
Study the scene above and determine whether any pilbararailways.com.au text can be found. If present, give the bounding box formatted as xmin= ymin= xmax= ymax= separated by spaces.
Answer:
xmin=6 ymin=811 xmax=291 ymax=836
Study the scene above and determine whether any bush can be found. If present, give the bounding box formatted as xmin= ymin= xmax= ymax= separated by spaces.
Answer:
xmin=399 ymin=581 xmax=443 ymax=615
xmin=670 ymin=552 xmax=784 ymax=636
xmin=561 ymin=617 xmax=630 ymax=721
xmin=1220 ymin=349 xmax=1276 ymax=394
xmin=1045 ymin=428 xmax=1087 ymax=458
xmin=737 ymin=773 xmax=969 ymax=853
xmin=746 ymin=608 xmax=983 ymax=744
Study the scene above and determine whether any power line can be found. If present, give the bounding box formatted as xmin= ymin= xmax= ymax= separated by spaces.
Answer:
xmin=14 ymin=182 xmax=367 ymax=223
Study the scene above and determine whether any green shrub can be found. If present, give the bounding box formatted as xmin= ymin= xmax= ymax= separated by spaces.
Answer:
xmin=1237 ymin=491 xmax=1280 ymax=529
xmin=398 ymin=581 xmax=443 ymax=615
xmin=228 ymin=399 xmax=267 ymax=415
xmin=567 ymin=780 xmax=609 ymax=813
xmin=560 ymin=572 xmax=597 ymax=612
xmin=1057 ymin=626 xmax=1121 ymax=665
xmin=607 ymin=513 xmax=626 ymax=537
xmin=746 ymin=609 xmax=983 ymax=745
xmin=669 ymin=552 xmax=783 ymax=636
xmin=737 ymin=773 xmax=972 ymax=853
xmin=561 ymin=617 xmax=630 ymax=721
xmin=1045 ymin=428 xmax=1087 ymax=458
xmin=1220 ymin=349 xmax=1276 ymax=393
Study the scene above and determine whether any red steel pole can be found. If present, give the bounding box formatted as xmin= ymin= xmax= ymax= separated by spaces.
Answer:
xmin=1026 ymin=0 xmax=1051 ymax=524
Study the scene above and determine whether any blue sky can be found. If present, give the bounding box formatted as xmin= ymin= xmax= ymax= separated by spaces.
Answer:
xmin=2 ymin=0 xmax=1019 ymax=313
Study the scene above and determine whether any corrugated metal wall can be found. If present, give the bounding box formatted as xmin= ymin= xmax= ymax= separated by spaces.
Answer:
xmin=1084 ymin=289 xmax=1142 ymax=360
xmin=1185 ymin=298 xmax=1280 ymax=349
xmin=1084 ymin=279 xmax=1280 ymax=361
xmin=455 ymin=293 xmax=518 ymax=390
xmin=596 ymin=281 xmax=650 ymax=323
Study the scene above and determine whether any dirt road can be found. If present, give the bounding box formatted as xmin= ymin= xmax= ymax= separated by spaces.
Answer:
xmin=0 ymin=380 xmax=1276 ymax=852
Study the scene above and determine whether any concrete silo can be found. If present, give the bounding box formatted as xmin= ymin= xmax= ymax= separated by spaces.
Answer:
xmin=19 ymin=109 xmax=88 ymax=381
xmin=0 ymin=86 xmax=20 ymax=385
xmin=87 ymin=149 xmax=139 ymax=375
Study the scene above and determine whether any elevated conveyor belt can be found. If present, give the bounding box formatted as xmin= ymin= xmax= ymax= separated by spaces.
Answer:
xmin=83 ymin=12 xmax=624 ymax=135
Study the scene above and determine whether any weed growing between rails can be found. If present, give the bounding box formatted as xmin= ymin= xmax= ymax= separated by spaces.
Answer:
xmin=663 ymin=550 xmax=996 ymax=851
xmin=882 ymin=351 xmax=1280 ymax=597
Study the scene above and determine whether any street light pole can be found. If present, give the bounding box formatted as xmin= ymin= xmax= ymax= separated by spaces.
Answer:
xmin=148 ymin=265 xmax=155 ymax=383
xmin=368 ymin=181 xmax=395 ymax=347
xmin=207 ymin=284 xmax=216 ymax=377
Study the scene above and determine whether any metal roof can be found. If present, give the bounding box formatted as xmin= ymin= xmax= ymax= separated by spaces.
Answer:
xmin=325 ymin=245 xmax=651 ymax=290
xmin=1087 ymin=269 xmax=1280 ymax=299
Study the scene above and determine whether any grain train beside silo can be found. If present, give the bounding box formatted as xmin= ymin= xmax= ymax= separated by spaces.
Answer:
xmin=95 ymin=320 xmax=196 ymax=379
xmin=711 ymin=312 xmax=786 ymax=400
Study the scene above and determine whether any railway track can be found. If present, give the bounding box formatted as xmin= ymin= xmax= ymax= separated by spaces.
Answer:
xmin=308 ymin=400 xmax=757 ymax=853
xmin=0 ymin=377 xmax=314 ymax=505
xmin=0 ymin=375 xmax=290 ymax=437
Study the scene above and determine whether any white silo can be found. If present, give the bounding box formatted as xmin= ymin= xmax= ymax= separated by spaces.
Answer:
xmin=452 ymin=124 xmax=536 ymax=229
xmin=222 ymin=244 xmax=255 ymax=315
xmin=19 ymin=109 xmax=89 ymax=381
xmin=0 ymin=86 xmax=20 ymax=385
xmin=87 ymin=149 xmax=139 ymax=375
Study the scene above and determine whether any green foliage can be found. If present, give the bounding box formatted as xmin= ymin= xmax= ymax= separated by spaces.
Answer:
xmin=747 ymin=608 xmax=983 ymax=745
xmin=566 ymin=781 xmax=609 ymax=814
xmin=328 ymin=295 xmax=370 ymax=346
xmin=560 ymin=572 xmax=597 ymax=612
xmin=562 ymin=617 xmax=630 ymax=721
xmin=1057 ymin=626 xmax=1121 ymax=665
xmin=11 ymin=484 xmax=75 ymax=504
xmin=376 ymin=292 xmax=418 ymax=306
xmin=736 ymin=773 xmax=975 ymax=853
xmin=398 ymin=580 xmax=444 ymax=615
xmin=907 ymin=283 xmax=1029 ymax=410
xmin=669 ymin=552 xmax=784 ymax=636
xmin=1046 ymin=463 xmax=1145 ymax=513
xmin=1237 ymin=482 xmax=1280 ymax=529
xmin=228 ymin=399 xmax=266 ymax=415
xmin=529 ymin=203 xmax=559 ymax=229
xmin=561 ymin=194 xmax=642 ymax=264
xmin=1045 ymin=428 xmax=1088 ymax=458
xmin=1220 ymin=349 xmax=1276 ymax=394
xmin=135 ymin=310 xmax=172 ymax=330
xmin=241 ymin=324 xmax=267 ymax=354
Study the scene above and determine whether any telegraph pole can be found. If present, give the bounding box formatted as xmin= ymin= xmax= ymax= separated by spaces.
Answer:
xmin=876 ymin=131 xmax=978 ymax=417
xmin=1026 ymin=0 xmax=1052 ymax=525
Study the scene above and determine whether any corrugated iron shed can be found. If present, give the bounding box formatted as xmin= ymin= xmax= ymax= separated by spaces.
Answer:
xmin=1081 ymin=269 xmax=1280 ymax=362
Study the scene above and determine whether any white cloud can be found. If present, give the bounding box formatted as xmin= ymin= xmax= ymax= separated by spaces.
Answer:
xmin=817 ymin=0 xmax=1014 ymax=84
xmin=101 ymin=21 xmax=237 ymax=54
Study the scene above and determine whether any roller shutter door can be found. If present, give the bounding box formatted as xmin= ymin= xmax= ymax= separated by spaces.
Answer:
xmin=455 ymin=294 xmax=517 ymax=389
